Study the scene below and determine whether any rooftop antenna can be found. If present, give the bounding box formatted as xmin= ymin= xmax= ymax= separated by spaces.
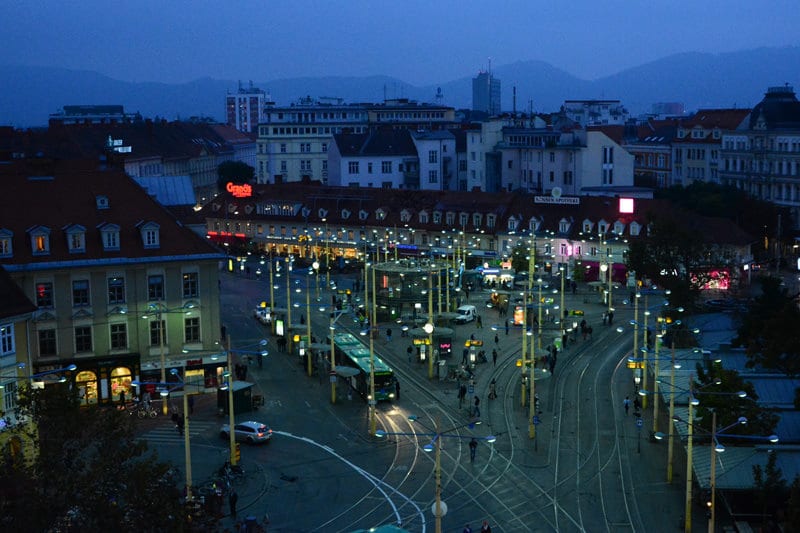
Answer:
xmin=488 ymin=57 xmax=492 ymax=75
xmin=513 ymin=86 xmax=517 ymax=118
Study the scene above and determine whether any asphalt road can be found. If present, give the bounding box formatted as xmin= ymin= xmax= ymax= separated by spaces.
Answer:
xmin=136 ymin=269 xmax=704 ymax=532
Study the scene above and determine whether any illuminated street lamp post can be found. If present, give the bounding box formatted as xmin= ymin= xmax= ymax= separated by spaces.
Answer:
xmin=376 ymin=416 xmax=497 ymax=533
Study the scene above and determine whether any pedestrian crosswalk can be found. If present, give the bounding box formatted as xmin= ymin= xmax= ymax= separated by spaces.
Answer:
xmin=137 ymin=420 xmax=219 ymax=445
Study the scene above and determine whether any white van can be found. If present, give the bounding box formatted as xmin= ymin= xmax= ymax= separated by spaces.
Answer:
xmin=454 ymin=305 xmax=477 ymax=324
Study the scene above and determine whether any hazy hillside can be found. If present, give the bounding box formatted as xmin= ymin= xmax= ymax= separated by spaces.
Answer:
xmin=1 ymin=46 xmax=799 ymax=128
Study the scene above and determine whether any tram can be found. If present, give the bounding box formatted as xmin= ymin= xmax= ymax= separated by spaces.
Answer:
xmin=330 ymin=332 xmax=396 ymax=401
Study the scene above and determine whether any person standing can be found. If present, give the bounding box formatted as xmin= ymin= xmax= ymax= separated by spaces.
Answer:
xmin=494 ymin=334 xmax=499 ymax=347
xmin=492 ymin=349 xmax=497 ymax=367
xmin=395 ymin=380 xmax=400 ymax=401
xmin=476 ymin=315 xmax=483 ymax=328
xmin=229 ymin=487 xmax=238 ymax=519
xmin=473 ymin=395 xmax=481 ymax=418
xmin=458 ymin=383 xmax=467 ymax=409
xmin=119 ymin=389 xmax=126 ymax=410
xmin=623 ymin=396 xmax=631 ymax=415
xmin=463 ymin=525 xmax=473 ymax=533
xmin=407 ymin=345 xmax=413 ymax=364
xmin=469 ymin=438 xmax=478 ymax=463
xmin=188 ymin=395 xmax=195 ymax=415
xmin=504 ymin=319 xmax=509 ymax=335
xmin=481 ymin=520 xmax=493 ymax=533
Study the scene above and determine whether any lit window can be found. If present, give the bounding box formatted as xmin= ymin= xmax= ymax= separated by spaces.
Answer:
xmin=35 ymin=282 xmax=54 ymax=308
xmin=0 ymin=324 xmax=14 ymax=356
xmin=182 ymin=272 xmax=198 ymax=298
xmin=108 ymin=277 xmax=125 ymax=304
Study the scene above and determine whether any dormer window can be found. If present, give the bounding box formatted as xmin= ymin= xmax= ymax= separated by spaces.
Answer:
xmin=528 ymin=217 xmax=540 ymax=233
xmin=0 ymin=229 xmax=13 ymax=258
xmin=558 ymin=218 xmax=570 ymax=233
xmin=400 ymin=209 xmax=411 ymax=223
xmin=446 ymin=212 xmax=455 ymax=226
xmin=99 ymin=223 xmax=120 ymax=251
xmin=598 ymin=220 xmax=608 ymax=235
xmin=138 ymin=221 xmax=160 ymax=249
xmin=359 ymin=209 xmax=368 ymax=221
xmin=419 ymin=210 xmax=429 ymax=224
xmin=487 ymin=214 xmax=496 ymax=229
xmin=507 ymin=217 xmax=519 ymax=232
xmin=375 ymin=209 xmax=386 ymax=221
xmin=28 ymin=226 xmax=51 ymax=255
xmin=64 ymin=224 xmax=86 ymax=254
xmin=460 ymin=213 xmax=469 ymax=227
xmin=613 ymin=221 xmax=625 ymax=235
xmin=341 ymin=209 xmax=351 ymax=220
xmin=433 ymin=211 xmax=442 ymax=224
xmin=629 ymin=221 xmax=641 ymax=236
xmin=472 ymin=213 xmax=482 ymax=227
xmin=582 ymin=219 xmax=593 ymax=233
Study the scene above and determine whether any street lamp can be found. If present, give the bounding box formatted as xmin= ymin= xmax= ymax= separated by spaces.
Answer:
xmin=375 ymin=415 xmax=497 ymax=533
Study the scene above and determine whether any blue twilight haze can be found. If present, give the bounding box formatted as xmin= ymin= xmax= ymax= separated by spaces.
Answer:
xmin=0 ymin=0 xmax=797 ymax=85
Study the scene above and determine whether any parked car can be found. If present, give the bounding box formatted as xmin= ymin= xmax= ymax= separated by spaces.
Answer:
xmin=220 ymin=421 xmax=273 ymax=444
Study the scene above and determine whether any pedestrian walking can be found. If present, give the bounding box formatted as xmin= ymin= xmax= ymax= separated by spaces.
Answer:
xmin=494 ymin=334 xmax=499 ymax=347
xmin=458 ymin=383 xmax=467 ymax=409
xmin=188 ymin=395 xmax=195 ymax=415
xmin=386 ymin=328 xmax=392 ymax=342
xmin=473 ymin=395 xmax=481 ymax=418
xmin=633 ymin=396 xmax=641 ymax=413
xmin=407 ymin=345 xmax=413 ymax=364
xmin=549 ymin=355 xmax=556 ymax=373
xmin=505 ymin=319 xmax=509 ymax=335
xmin=492 ymin=349 xmax=497 ymax=366
xmin=488 ymin=379 xmax=497 ymax=400
xmin=119 ymin=389 xmax=126 ymax=409
xmin=469 ymin=438 xmax=478 ymax=463
xmin=463 ymin=525 xmax=473 ymax=533
xmin=608 ymin=310 xmax=614 ymax=325
xmin=476 ymin=315 xmax=483 ymax=328
xmin=229 ymin=488 xmax=238 ymax=519
xmin=602 ymin=311 xmax=608 ymax=325
xmin=395 ymin=380 xmax=400 ymax=401
xmin=481 ymin=520 xmax=493 ymax=533
xmin=623 ymin=396 xmax=631 ymax=415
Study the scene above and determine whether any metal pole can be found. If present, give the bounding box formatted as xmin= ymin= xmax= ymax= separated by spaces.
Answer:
xmin=269 ymin=260 xmax=276 ymax=335
xmin=528 ymin=245 xmax=536 ymax=439
xmin=446 ymin=264 xmax=451 ymax=313
xmin=708 ymin=411 xmax=717 ymax=533
xmin=183 ymin=391 xmax=193 ymax=500
xmin=428 ymin=270 xmax=434 ymax=379
xmin=520 ymin=290 xmax=527 ymax=408
xmin=434 ymin=419 xmax=443 ymax=533
xmin=160 ymin=312 xmax=168 ymax=415
xmin=653 ymin=331 xmax=660 ymax=435
xmin=306 ymin=283 xmax=312 ymax=377
xmin=685 ymin=377 xmax=694 ymax=533
xmin=369 ymin=265 xmax=377 ymax=434
xmin=286 ymin=256 xmax=293 ymax=355
xmin=667 ymin=341 xmax=676 ymax=483
xmin=537 ymin=276 xmax=543 ymax=351
xmin=330 ymin=309 xmax=337 ymax=405
xmin=227 ymin=336 xmax=237 ymax=466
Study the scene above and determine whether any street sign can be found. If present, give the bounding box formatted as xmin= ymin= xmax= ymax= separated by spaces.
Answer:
xmin=329 ymin=370 xmax=336 ymax=376
xmin=468 ymin=385 xmax=474 ymax=395
xmin=636 ymin=418 xmax=643 ymax=428
xmin=329 ymin=375 xmax=337 ymax=383
xmin=533 ymin=415 xmax=540 ymax=425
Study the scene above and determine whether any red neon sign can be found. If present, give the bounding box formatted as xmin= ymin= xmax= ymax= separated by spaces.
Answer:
xmin=226 ymin=182 xmax=252 ymax=198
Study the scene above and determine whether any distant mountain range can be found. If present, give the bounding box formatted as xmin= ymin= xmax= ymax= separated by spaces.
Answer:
xmin=2 ymin=46 xmax=799 ymax=128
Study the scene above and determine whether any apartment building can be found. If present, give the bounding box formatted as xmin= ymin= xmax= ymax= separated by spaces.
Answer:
xmin=0 ymin=160 xmax=224 ymax=407
xmin=226 ymin=82 xmax=272 ymax=133
xmin=719 ymin=85 xmax=800 ymax=228
xmin=671 ymin=109 xmax=750 ymax=186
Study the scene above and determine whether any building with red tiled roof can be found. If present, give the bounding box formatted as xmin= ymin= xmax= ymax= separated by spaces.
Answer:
xmin=671 ymin=108 xmax=750 ymax=187
xmin=0 ymin=159 xmax=225 ymax=407
xmin=200 ymin=182 xmax=753 ymax=292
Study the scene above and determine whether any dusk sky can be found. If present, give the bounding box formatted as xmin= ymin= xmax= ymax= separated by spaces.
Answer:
xmin=2 ymin=0 xmax=798 ymax=86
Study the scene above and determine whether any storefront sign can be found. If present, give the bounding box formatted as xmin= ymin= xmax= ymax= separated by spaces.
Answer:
xmin=226 ymin=182 xmax=253 ymax=198
xmin=534 ymin=196 xmax=580 ymax=205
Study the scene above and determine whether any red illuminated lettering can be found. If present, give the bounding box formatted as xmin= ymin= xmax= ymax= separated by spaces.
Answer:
xmin=226 ymin=182 xmax=252 ymax=198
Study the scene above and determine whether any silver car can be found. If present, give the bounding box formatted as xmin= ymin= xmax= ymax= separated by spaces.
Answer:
xmin=220 ymin=420 xmax=273 ymax=444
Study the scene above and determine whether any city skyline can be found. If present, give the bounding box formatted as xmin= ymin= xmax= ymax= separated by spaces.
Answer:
xmin=1 ymin=0 xmax=798 ymax=86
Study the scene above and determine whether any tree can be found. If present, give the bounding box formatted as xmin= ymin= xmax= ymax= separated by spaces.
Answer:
xmin=510 ymin=241 xmax=537 ymax=276
xmin=0 ymin=385 xmax=183 ymax=531
xmin=625 ymin=212 xmax=711 ymax=311
xmin=753 ymin=452 xmax=788 ymax=531
xmin=217 ymin=160 xmax=255 ymax=190
xmin=785 ymin=476 xmax=800 ymax=531
xmin=733 ymin=275 xmax=800 ymax=377
xmin=694 ymin=364 xmax=780 ymax=438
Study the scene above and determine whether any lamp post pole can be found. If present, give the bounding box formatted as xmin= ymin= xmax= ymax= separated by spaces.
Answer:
xmin=182 ymin=390 xmax=193 ymax=499
xmin=227 ymin=335 xmax=237 ymax=466
xmin=306 ymin=278 xmax=313 ymax=377
xmin=434 ymin=419 xmax=443 ymax=533
xmin=159 ymin=311 xmax=169 ymax=415
xmin=369 ymin=265 xmax=377 ymax=436
xmin=528 ymin=244 xmax=536 ymax=439
xmin=445 ymin=262 xmax=451 ymax=313
xmin=709 ymin=411 xmax=718 ymax=533
xmin=559 ymin=265 xmax=565 ymax=325
xmin=685 ymin=379 xmax=695 ymax=533
xmin=330 ymin=309 xmax=337 ymax=405
xmin=537 ymin=275 xmax=543 ymax=351
xmin=520 ymin=289 xmax=528 ymax=408
xmin=269 ymin=259 xmax=276 ymax=335
xmin=427 ymin=269 xmax=434 ymax=380
xmin=652 ymin=330 xmax=660 ymax=435
xmin=667 ymin=341 xmax=676 ymax=483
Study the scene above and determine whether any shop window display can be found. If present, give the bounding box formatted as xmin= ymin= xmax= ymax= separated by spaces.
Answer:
xmin=110 ymin=367 xmax=132 ymax=402
xmin=76 ymin=370 xmax=98 ymax=405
